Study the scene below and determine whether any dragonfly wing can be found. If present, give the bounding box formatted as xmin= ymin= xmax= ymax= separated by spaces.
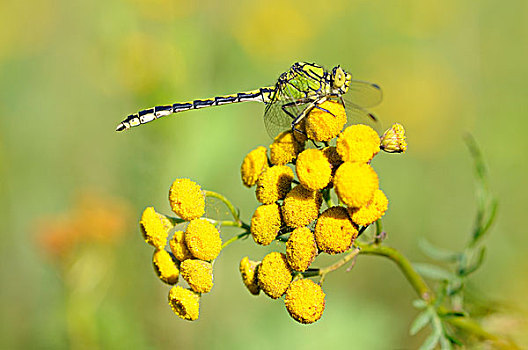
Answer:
xmin=343 ymin=80 xmax=383 ymax=109
xmin=343 ymin=102 xmax=382 ymax=133
xmin=263 ymin=94 xmax=310 ymax=139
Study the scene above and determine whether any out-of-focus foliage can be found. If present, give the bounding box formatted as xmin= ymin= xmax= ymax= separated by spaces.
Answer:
xmin=0 ymin=0 xmax=527 ymax=348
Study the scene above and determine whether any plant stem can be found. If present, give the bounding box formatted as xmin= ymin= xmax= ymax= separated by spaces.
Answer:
xmin=221 ymin=231 xmax=250 ymax=249
xmin=357 ymin=242 xmax=433 ymax=302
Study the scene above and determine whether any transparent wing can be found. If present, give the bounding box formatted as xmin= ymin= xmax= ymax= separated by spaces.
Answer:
xmin=343 ymin=80 xmax=383 ymax=109
xmin=263 ymin=102 xmax=293 ymax=139
xmin=263 ymin=92 xmax=311 ymax=139
xmin=343 ymin=101 xmax=382 ymax=134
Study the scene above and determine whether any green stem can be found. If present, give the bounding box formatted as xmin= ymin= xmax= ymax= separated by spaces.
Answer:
xmin=357 ymin=242 xmax=433 ymax=302
xmin=222 ymin=231 xmax=250 ymax=249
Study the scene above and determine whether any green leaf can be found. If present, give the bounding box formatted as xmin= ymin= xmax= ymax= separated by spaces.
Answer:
xmin=419 ymin=330 xmax=441 ymax=350
xmin=419 ymin=239 xmax=461 ymax=263
xmin=413 ymin=299 xmax=428 ymax=309
xmin=414 ymin=263 xmax=454 ymax=281
xmin=439 ymin=333 xmax=453 ymax=350
xmin=445 ymin=333 xmax=464 ymax=346
xmin=410 ymin=310 xmax=432 ymax=335
xmin=460 ymin=247 xmax=486 ymax=277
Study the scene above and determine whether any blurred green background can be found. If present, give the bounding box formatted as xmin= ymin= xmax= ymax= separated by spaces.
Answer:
xmin=1 ymin=0 xmax=527 ymax=348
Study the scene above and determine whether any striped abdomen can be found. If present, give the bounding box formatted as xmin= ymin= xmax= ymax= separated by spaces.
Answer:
xmin=116 ymin=88 xmax=274 ymax=132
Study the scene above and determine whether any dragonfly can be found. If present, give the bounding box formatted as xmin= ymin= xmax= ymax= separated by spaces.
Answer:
xmin=115 ymin=62 xmax=382 ymax=136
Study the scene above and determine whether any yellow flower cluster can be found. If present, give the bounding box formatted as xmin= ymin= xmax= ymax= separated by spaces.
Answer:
xmin=239 ymin=102 xmax=406 ymax=324
xmin=140 ymin=178 xmax=223 ymax=321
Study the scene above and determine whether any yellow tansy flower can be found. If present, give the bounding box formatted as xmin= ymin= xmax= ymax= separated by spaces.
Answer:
xmin=334 ymin=162 xmax=379 ymax=208
xmin=169 ymin=230 xmax=193 ymax=261
xmin=348 ymin=189 xmax=388 ymax=226
xmin=139 ymin=207 xmax=173 ymax=249
xmin=239 ymin=257 xmax=260 ymax=295
xmin=250 ymin=203 xmax=282 ymax=245
xmin=380 ymin=123 xmax=407 ymax=153
xmin=241 ymin=146 xmax=269 ymax=187
xmin=285 ymin=279 xmax=325 ymax=324
xmin=255 ymin=165 xmax=294 ymax=204
xmin=180 ymin=259 xmax=214 ymax=294
xmin=257 ymin=252 xmax=293 ymax=299
xmin=295 ymin=149 xmax=332 ymax=191
xmin=305 ymin=100 xmax=347 ymax=142
xmin=168 ymin=178 xmax=205 ymax=221
xmin=286 ymin=227 xmax=318 ymax=272
xmin=315 ymin=206 xmax=358 ymax=254
xmin=168 ymin=286 xmax=200 ymax=321
xmin=282 ymin=184 xmax=323 ymax=228
xmin=152 ymin=249 xmax=179 ymax=285
xmin=185 ymin=219 xmax=222 ymax=261
xmin=270 ymin=130 xmax=305 ymax=165
xmin=336 ymin=124 xmax=380 ymax=163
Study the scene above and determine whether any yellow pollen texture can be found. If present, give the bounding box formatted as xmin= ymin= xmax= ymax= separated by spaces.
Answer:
xmin=348 ymin=189 xmax=388 ymax=226
xmin=140 ymin=207 xmax=172 ymax=249
xmin=295 ymin=149 xmax=332 ymax=191
xmin=315 ymin=206 xmax=358 ymax=254
xmin=284 ymin=279 xmax=326 ymax=324
xmin=168 ymin=286 xmax=200 ymax=321
xmin=286 ymin=227 xmax=317 ymax=272
xmin=282 ymin=184 xmax=323 ymax=228
xmin=305 ymin=100 xmax=347 ymax=142
xmin=152 ymin=249 xmax=179 ymax=285
xmin=257 ymin=252 xmax=293 ymax=299
xmin=180 ymin=259 xmax=214 ymax=294
xmin=241 ymin=146 xmax=269 ymax=187
xmin=184 ymin=219 xmax=222 ymax=261
xmin=334 ymin=162 xmax=379 ymax=208
xmin=169 ymin=178 xmax=205 ymax=221
xmin=255 ymin=165 xmax=294 ymax=204
xmin=336 ymin=124 xmax=380 ymax=163
xmin=250 ymin=203 xmax=282 ymax=245
xmin=270 ymin=130 xmax=305 ymax=165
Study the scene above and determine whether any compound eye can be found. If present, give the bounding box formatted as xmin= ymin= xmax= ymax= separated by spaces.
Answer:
xmin=334 ymin=67 xmax=346 ymax=88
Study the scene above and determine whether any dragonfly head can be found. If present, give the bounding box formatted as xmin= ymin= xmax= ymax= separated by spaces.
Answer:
xmin=331 ymin=66 xmax=352 ymax=94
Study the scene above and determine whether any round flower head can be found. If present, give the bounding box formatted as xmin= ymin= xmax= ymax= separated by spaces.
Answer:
xmin=241 ymin=146 xmax=269 ymax=187
xmin=257 ymin=252 xmax=293 ymax=299
xmin=168 ymin=286 xmax=200 ymax=321
xmin=348 ymin=189 xmax=388 ymax=226
xmin=286 ymin=227 xmax=318 ymax=272
xmin=250 ymin=203 xmax=282 ymax=245
xmin=180 ymin=259 xmax=214 ymax=294
xmin=185 ymin=219 xmax=222 ymax=261
xmin=169 ymin=230 xmax=193 ymax=261
xmin=334 ymin=162 xmax=379 ymax=208
xmin=140 ymin=207 xmax=173 ymax=249
xmin=255 ymin=165 xmax=294 ymax=204
xmin=169 ymin=179 xmax=205 ymax=221
xmin=336 ymin=124 xmax=380 ymax=163
xmin=152 ymin=249 xmax=179 ymax=285
xmin=270 ymin=130 xmax=305 ymax=166
xmin=322 ymin=146 xmax=343 ymax=175
xmin=282 ymin=184 xmax=323 ymax=228
xmin=285 ymin=279 xmax=325 ymax=324
xmin=380 ymin=123 xmax=407 ymax=153
xmin=305 ymin=100 xmax=347 ymax=142
xmin=239 ymin=257 xmax=260 ymax=295
xmin=315 ymin=206 xmax=358 ymax=254
xmin=295 ymin=149 xmax=332 ymax=191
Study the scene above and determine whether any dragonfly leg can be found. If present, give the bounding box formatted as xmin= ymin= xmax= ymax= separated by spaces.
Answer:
xmin=290 ymin=96 xmax=328 ymax=128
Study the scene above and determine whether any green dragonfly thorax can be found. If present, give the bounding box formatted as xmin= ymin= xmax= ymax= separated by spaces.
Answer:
xmin=274 ymin=62 xmax=351 ymax=102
